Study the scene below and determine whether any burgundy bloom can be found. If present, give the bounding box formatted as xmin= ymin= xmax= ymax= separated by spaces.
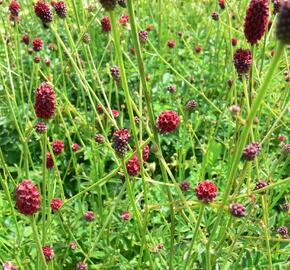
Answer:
xmin=50 ymin=198 xmax=62 ymax=212
xmin=167 ymin=85 xmax=176 ymax=93
xmin=219 ymin=0 xmax=225 ymax=9
xmin=178 ymin=31 xmax=183 ymax=37
xmin=113 ymin=128 xmax=131 ymax=157
xmin=32 ymin=38 xmax=43 ymax=51
xmin=34 ymin=82 xmax=56 ymax=119
xmin=34 ymin=0 xmax=53 ymax=24
xmin=255 ymin=179 xmax=268 ymax=193
xmin=110 ymin=66 xmax=120 ymax=81
xmin=97 ymin=104 xmax=104 ymax=114
xmin=180 ymin=181 xmax=190 ymax=192
xmin=211 ymin=11 xmax=219 ymax=20
xmin=2 ymin=262 xmax=18 ymax=270
xmin=126 ymin=155 xmax=140 ymax=176
xmin=195 ymin=45 xmax=201 ymax=53
xmin=233 ymin=48 xmax=252 ymax=77
xmin=35 ymin=122 xmax=47 ymax=133
xmin=99 ymin=0 xmax=117 ymax=11
xmin=156 ymin=110 xmax=179 ymax=134
xmin=167 ymin=39 xmax=176 ymax=48
xmin=52 ymin=140 xmax=64 ymax=155
xmin=69 ymin=241 xmax=77 ymax=250
xmin=120 ymin=211 xmax=130 ymax=220
xmin=119 ymin=14 xmax=129 ymax=24
xmin=72 ymin=143 xmax=79 ymax=152
xmin=22 ymin=35 xmax=29 ymax=45
xmin=101 ymin=16 xmax=111 ymax=32
xmin=118 ymin=0 xmax=126 ymax=8
xmin=229 ymin=203 xmax=246 ymax=217
xmin=278 ymin=135 xmax=286 ymax=141
xmin=34 ymin=56 xmax=41 ymax=63
xmin=242 ymin=141 xmax=261 ymax=160
xmin=15 ymin=179 xmax=40 ymax=216
xmin=244 ymin=0 xmax=269 ymax=45
xmin=44 ymin=57 xmax=50 ymax=66
xmin=42 ymin=245 xmax=54 ymax=261
xmin=195 ymin=180 xmax=217 ymax=203
xmin=276 ymin=1 xmax=290 ymax=44
xmin=9 ymin=0 xmax=21 ymax=16
xmin=76 ymin=262 xmax=88 ymax=270
xmin=95 ymin=134 xmax=105 ymax=144
xmin=46 ymin=152 xmax=54 ymax=169
xmin=231 ymin=37 xmax=238 ymax=46
xmin=277 ymin=226 xmax=288 ymax=238
xmin=139 ymin=30 xmax=148 ymax=43
xmin=84 ymin=211 xmax=95 ymax=222
xmin=281 ymin=143 xmax=290 ymax=154
xmin=53 ymin=1 xmax=67 ymax=18
xmin=185 ymin=99 xmax=197 ymax=111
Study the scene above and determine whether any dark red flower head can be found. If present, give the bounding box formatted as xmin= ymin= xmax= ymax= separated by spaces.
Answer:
xmin=276 ymin=0 xmax=290 ymax=44
xmin=46 ymin=152 xmax=54 ymax=169
xmin=167 ymin=39 xmax=176 ymax=48
xmin=42 ymin=245 xmax=54 ymax=261
xmin=113 ymin=128 xmax=130 ymax=157
xmin=231 ymin=37 xmax=238 ymax=46
xmin=15 ymin=179 xmax=40 ymax=215
xmin=180 ymin=181 xmax=191 ymax=191
xmin=229 ymin=203 xmax=246 ymax=217
xmin=110 ymin=66 xmax=120 ymax=81
xmin=100 ymin=16 xmax=111 ymax=32
xmin=133 ymin=144 xmax=150 ymax=161
xmin=195 ymin=180 xmax=217 ymax=203
xmin=72 ymin=143 xmax=79 ymax=152
xmin=126 ymin=155 xmax=140 ymax=176
xmin=34 ymin=82 xmax=56 ymax=119
xmin=35 ymin=122 xmax=47 ymax=133
xmin=53 ymin=1 xmax=67 ymax=18
xmin=195 ymin=45 xmax=201 ymax=53
xmin=76 ymin=262 xmax=88 ymax=270
xmin=32 ymin=38 xmax=43 ymax=51
xmin=120 ymin=211 xmax=130 ymax=220
xmin=242 ymin=141 xmax=261 ymax=160
xmin=9 ymin=1 xmax=21 ymax=16
xmin=50 ymin=198 xmax=62 ymax=212
xmin=34 ymin=0 xmax=53 ymax=24
xmin=84 ymin=211 xmax=95 ymax=221
xmin=211 ymin=11 xmax=219 ymax=20
xmin=119 ymin=14 xmax=129 ymax=24
xmin=244 ymin=0 xmax=269 ymax=45
xmin=99 ymin=0 xmax=117 ymax=11
xmin=22 ymin=34 xmax=30 ymax=45
xmin=52 ymin=139 xmax=64 ymax=155
xmin=139 ymin=30 xmax=148 ymax=43
xmin=233 ymin=48 xmax=252 ymax=77
xmin=156 ymin=110 xmax=179 ymax=134
xmin=273 ymin=0 xmax=281 ymax=14
xmin=219 ymin=0 xmax=225 ymax=9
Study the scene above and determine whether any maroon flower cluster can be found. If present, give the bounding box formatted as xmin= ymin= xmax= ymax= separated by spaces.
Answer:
xmin=52 ymin=1 xmax=67 ymax=18
xmin=229 ymin=203 xmax=246 ymax=217
xmin=276 ymin=1 xmax=290 ymax=44
xmin=242 ymin=141 xmax=261 ymax=160
xmin=9 ymin=0 xmax=20 ymax=16
xmin=110 ymin=66 xmax=120 ymax=81
xmin=211 ymin=11 xmax=219 ymax=20
xmin=139 ymin=30 xmax=148 ymax=43
xmin=157 ymin=110 xmax=179 ymax=134
xmin=244 ymin=0 xmax=269 ymax=45
xmin=52 ymin=140 xmax=64 ymax=155
xmin=195 ymin=180 xmax=217 ymax=203
xmin=2 ymin=262 xmax=18 ymax=270
xmin=101 ymin=16 xmax=111 ymax=32
xmin=95 ymin=134 xmax=105 ymax=143
xmin=219 ymin=0 xmax=225 ymax=9
xmin=180 ymin=181 xmax=191 ymax=192
xmin=15 ymin=179 xmax=40 ymax=216
xmin=273 ymin=0 xmax=281 ymax=14
xmin=34 ymin=82 xmax=56 ymax=119
xmin=76 ymin=262 xmax=88 ymax=270
xmin=46 ymin=152 xmax=54 ymax=169
xmin=186 ymin=99 xmax=197 ymax=111
xmin=50 ymin=198 xmax=62 ymax=212
xmin=233 ymin=48 xmax=252 ymax=77
xmin=255 ymin=179 xmax=268 ymax=193
xmin=167 ymin=39 xmax=176 ymax=48
xmin=113 ymin=128 xmax=131 ymax=157
xmin=32 ymin=38 xmax=43 ymax=51
xmin=99 ymin=0 xmax=117 ymax=11
xmin=34 ymin=0 xmax=53 ymax=24
xmin=126 ymin=155 xmax=140 ymax=176
xmin=84 ymin=211 xmax=95 ymax=221
xmin=35 ymin=122 xmax=47 ymax=133
xmin=42 ymin=245 xmax=54 ymax=261
xmin=167 ymin=85 xmax=176 ymax=93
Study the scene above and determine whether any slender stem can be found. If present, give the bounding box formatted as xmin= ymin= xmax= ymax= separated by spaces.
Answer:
xmin=31 ymin=216 xmax=48 ymax=269
xmin=42 ymin=125 xmax=47 ymax=245
xmin=183 ymin=204 xmax=205 ymax=270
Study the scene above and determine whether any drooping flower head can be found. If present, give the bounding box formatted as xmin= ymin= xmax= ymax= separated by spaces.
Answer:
xmin=244 ymin=0 xmax=269 ymax=45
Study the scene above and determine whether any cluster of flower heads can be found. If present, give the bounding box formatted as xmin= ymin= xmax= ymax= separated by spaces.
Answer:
xmin=8 ymin=0 xmax=20 ymax=22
